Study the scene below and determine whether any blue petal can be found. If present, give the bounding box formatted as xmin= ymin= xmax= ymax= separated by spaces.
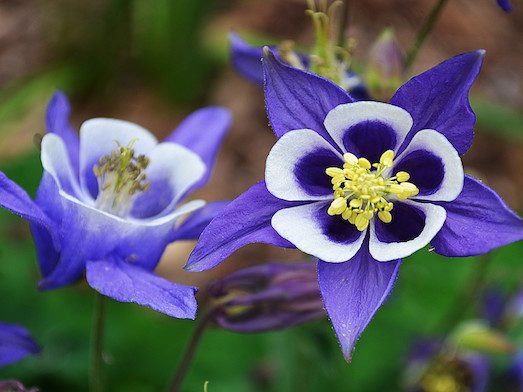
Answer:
xmin=32 ymin=174 xmax=62 ymax=277
xmin=262 ymin=48 xmax=353 ymax=145
xmin=46 ymin=91 xmax=80 ymax=176
xmin=497 ymin=0 xmax=512 ymax=12
xmin=0 ymin=322 xmax=40 ymax=367
xmin=171 ymin=201 xmax=229 ymax=241
xmin=432 ymin=175 xmax=523 ymax=257
xmin=185 ymin=181 xmax=301 ymax=272
xmin=86 ymin=257 xmax=197 ymax=319
xmin=318 ymin=247 xmax=401 ymax=361
xmin=165 ymin=107 xmax=231 ymax=192
xmin=0 ymin=171 xmax=58 ymax=247
xmin=39 ymin=191 xmax=202 ymax=290
xmin=229 ymin=32 xmax=265 ymax=85
xmin=390 ymin=51 xmax=485 ymax=155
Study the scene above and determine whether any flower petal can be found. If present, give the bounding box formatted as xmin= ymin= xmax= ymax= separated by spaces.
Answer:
xmin=46 ymin=91 xmax=80 ymax=176
xmin=318 ymin=248 xmax=401 ymax=361
xmin=392 ymin=129 xmax=464 ymax=201
xmin=497 ymin=0 xmax=512 ymax=12
xmin=86 ymin=257 xmax=197 ymax=319
xmin=390 ymin=50 xmax=485 ymax=155
xmin=79 ymin=118 xmax=158 ymax=198
xmin=0 ymin=171 xmax=57 ymax=239
xmin=130 ymin=143 xmax=205 ymax=218
xmin=170 ymin=201 xmax=229 ymax=241
xmin=323 ymin=101 xmax=413 ymax=161
xmin=0 ymin=322 xmax=40 ymax=367
xmin=262 ymin=48 xmax=352 ymax=145
xmin=369 ymin=200 xmax=446 ymax=261
xmin=31 ymin=174 xmax=63 ymax=277
xmin=266 ymin=129 xmax=343 ymax=201
xmin=39 ymin=190 xmax=203 ymax=289
xmin=272 ymin=201 xmax=366 ymax=263
xmin=164 ymin=106 xmax=231 ymax=192
xmin=431 ymin=175 xmax=523 ymax=257
xmin=185 ymin=181 xmax=300 ymax=272
xmin=41 ymin=133 xmax=82 ymax=199
xmin=229 ymin=32 xmax=265 ymax=84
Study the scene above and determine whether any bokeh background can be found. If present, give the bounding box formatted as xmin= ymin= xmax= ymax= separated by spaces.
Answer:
xmin=0 ymin=0 xmax=522 ymax=391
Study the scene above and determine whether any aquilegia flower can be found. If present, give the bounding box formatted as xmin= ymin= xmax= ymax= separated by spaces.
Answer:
xmin=0 ymin=322 xmax=39 ymax=367
xmin=230 ymin=33 xmax=370 ymax=101
xmin=405 ymin=340 xmax=489 ymax=392
xmin=497 ymin=0 xmax=513 ymax=12
xmin=207 ymin=261 xmax=324 ymax=332
xmin=0 ymin=92 xmax=231 ymax=319
xmin=186 ymin=48 xmax=523 ymax=359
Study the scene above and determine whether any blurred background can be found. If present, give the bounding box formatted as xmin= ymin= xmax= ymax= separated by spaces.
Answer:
xmin=0 ymin=0 xmax=522 ymax=391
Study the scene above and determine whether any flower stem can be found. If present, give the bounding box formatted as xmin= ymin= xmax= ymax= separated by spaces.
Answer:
xmin=168 ymin=311 xmax=213 ymax=392
xmin=89 ymin=292 xmax=107 ymax=392
xmin=404 ymin=0 xmax=450 ymax=73
xmin=337 ymin=0 xmax=350 ymax=48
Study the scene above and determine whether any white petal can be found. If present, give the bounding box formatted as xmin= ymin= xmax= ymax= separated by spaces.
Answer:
xmin=131 ymin=142 xmax=206 ymax=218
xmin=79 ymin=118 xmax=158 ymax=198
xmin=265 ymin=129 xmax=342 ymax=201
xmin=393 ymin=129 xmax=464 ymax=202
xmin=369 ymin=200 xmax=446 ymax=261
xmin=41 ymin=133 xmax=83 ymax=199
xmin=324 ymin=101 xmax=413 ymax=152
xmin=271 ymin=201 xmax=366 ymax=262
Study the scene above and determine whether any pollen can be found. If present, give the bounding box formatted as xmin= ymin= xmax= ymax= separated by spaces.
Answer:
xmin=93 ymin=140 xmax=150 ymax=217
xmin=325 ymin=149 xmax=419 ymax=231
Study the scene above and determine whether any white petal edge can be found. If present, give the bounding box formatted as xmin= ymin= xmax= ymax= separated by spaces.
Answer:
xmin=392 ymin=129 xmax=464 ymax=202
xmin=265 ymin=129 xmax=341 ymax=201
xmin=271 ymin=201 xmax=366 ymax=262
xmin=369 ymin=200 xmax=446 ymax=262
xmin=58 ymin=188 xmax=205 ymax=228
xmin=146 ymin=142 xmax=206 ymax=213
xmin=79 ymin=118 xmax=159 ymax=198
xmin=324 ymin=101 xmax=413 ymax=153
xmin=41 ymin=133 xmax=84 ymax=199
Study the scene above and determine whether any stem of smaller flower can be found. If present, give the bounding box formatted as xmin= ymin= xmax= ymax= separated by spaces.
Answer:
xmin=404 ymin=0 xmax=450 ymax=73
xmin=89 ymin=292 xmax=107 ymax=392
xmin=167 ymin=309 xmax=215 ymax=392
xmin=337 ymin=0 xmax=350 ymax=48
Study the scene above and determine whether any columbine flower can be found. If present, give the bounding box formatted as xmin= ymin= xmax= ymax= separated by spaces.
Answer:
xmin=229 ymin=1 xmax=370 ymax=100
xmin=207 ymin=262 xmax=324 ymax=332
xmin=0 ymin=322 xmax=39 ymax=367
xmin=497 ymin=0 xmax=513 ymax=12
xmin=186 ymin=48 xmax=523 ymax=358
xmin=405 ymin=340 xmax=489 ymax=392
xmin=0 ymin=92 xmax=231 ymax=319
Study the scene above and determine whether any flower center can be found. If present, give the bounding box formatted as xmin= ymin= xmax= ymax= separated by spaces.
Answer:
xmin=93 ymin=140 xmax=150 ymax=217
xmin=325 ymin=149 xmax=419 ymax=231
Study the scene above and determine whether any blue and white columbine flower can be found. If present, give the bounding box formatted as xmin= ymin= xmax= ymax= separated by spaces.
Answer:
xmin=186 ymin=49 xmax=523 ymax=358
xmin=0 ymin=92 xmax=231 ymax=319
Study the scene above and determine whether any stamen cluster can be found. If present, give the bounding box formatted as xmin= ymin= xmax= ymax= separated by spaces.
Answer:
xmin=93 ymin=140 xmax=150 ymax=216
xmin=325 ymin=149 xmax=418 ymax=231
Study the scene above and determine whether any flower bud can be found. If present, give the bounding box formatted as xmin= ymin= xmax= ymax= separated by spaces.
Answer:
xmin=207 ymin=262 xmax=325 ymax=332
xmin=366 ymin=28 xmax=405 ymax=100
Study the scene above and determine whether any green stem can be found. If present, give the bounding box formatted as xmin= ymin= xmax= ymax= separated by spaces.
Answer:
xmin=404 ymin=0 xmax=450 ymax=72
xmin=337 ymin=0 xmax=350 ymax=48
xmin=89 ymin=292 xmax=107 ymax=392
xmin=168 ymin=311 xmax=213 ymax=392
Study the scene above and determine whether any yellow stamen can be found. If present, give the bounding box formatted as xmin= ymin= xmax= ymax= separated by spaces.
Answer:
xmin=325 ymin=150 xmax=419 ymax=231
